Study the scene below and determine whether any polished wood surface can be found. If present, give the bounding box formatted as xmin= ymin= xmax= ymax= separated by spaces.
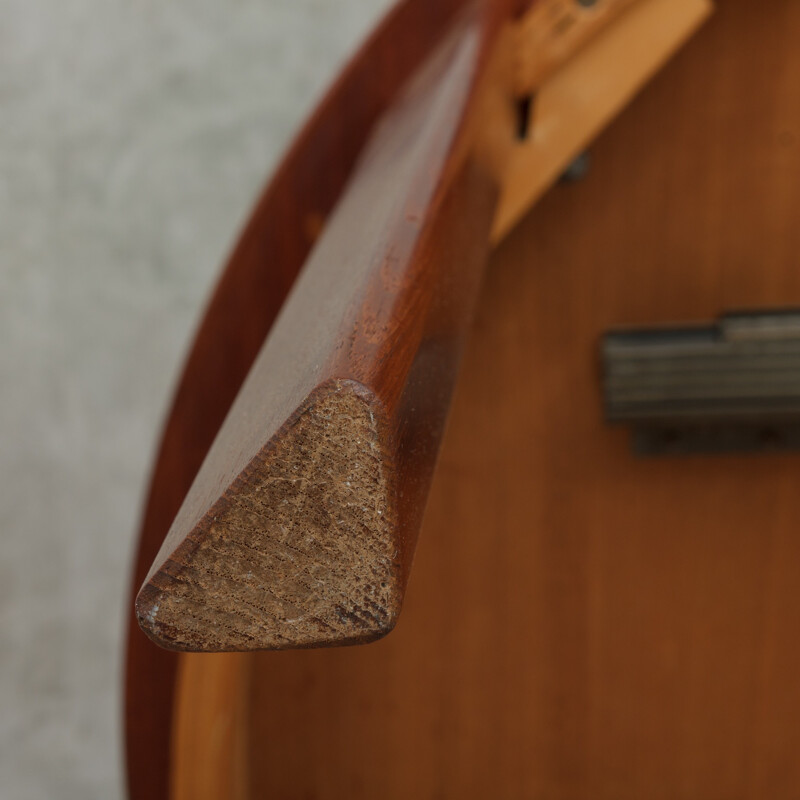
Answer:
xmin=136 ymin=2 xmax=503 ymax=651
xmin=129 ymin=0 xmax=696 ymax=788
xmin=125 ymin=0 xmax=800 ymax=796
xmin=124 ymin=0 xmax=467 ymax=795
xmin=170 ymin=654 xmax=250 ymax=800
xmin=237 ymin=0 xmax=800 ymax=796
xmin=133 ymin=0 xmax=705 ymax=654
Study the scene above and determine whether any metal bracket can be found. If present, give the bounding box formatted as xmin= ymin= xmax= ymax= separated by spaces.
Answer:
xmin=603 ymin=310 xmax=800 ymax=455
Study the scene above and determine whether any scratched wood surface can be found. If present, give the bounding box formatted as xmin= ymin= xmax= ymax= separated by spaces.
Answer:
xmin=242 ymin=0 xmax=800 ymax=796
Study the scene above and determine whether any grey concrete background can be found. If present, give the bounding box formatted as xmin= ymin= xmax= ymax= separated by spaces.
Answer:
xmin=0 ymin=1 xmax=390 ymax=796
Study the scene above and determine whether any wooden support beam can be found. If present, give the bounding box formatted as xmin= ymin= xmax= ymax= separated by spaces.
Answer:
xmin=493 ymin=0 xmax=712 ymax=241
xmin=136 ymin=3 xmax=504 ymax=651
xmin=135 ymin=0 xmax=711 ymax=652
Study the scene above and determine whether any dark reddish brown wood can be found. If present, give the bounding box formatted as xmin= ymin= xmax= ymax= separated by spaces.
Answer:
xmin=240 ymin=2 xmax=800 ymax=796
xmin=126 ymin=0 xmax=708 ymax=664
xmin=135 ymin=2 xmax=505 ymax=653
xmin=124 ymin=0 xmax=706 ymax=793
xmin=124 ymin=0 xmax=471 ymax=796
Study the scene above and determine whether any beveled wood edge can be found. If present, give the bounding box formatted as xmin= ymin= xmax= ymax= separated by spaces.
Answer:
xmin=136 ymin=2 xmax=504 ymax=650
xmin=134 ymin=0 xmax=711 ymax=655
xmin=124 ymin=0 xmax=714 ymax=795
xmin=124 ymin=0 xmax=469 ymax=796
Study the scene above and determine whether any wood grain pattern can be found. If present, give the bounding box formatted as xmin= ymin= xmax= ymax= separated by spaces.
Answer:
xmin=125 ymin=0 xmax=713 ymax=794
xmin=132 ymin=0 xmax=706 ymax=655
xmin=237 ymin=0 xmax=800 ymax=796
xmin=124 ymin=0 xmax=468 ymax=796
xmin=513 ymin=0 xmax=639 ymax=95
xmin=170 ymin=654 xmax=251 ymax=800
xmin=134 ymin=3 xmax=503 ymax=652
xmin=492 ymin=0 xmax=711 ymax=241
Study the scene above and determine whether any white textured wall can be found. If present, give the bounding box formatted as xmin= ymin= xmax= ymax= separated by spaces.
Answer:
xmin=0 ymin=1 xmax=390 ymax=796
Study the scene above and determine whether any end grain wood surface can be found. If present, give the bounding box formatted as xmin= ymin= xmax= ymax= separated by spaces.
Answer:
xmin=133 ymin=0 xmax=706 ymax=654
xmin=125 ymin=0 xmax=711 ymax=795
xmin=134 ymin=1 xmax=504 ymax=651
xmin=124 ymin=1 xmax=468 ymax=795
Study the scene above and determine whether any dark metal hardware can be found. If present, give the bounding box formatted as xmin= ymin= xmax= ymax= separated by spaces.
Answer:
xmin=603 ymin=310 xmax=800 ymax=455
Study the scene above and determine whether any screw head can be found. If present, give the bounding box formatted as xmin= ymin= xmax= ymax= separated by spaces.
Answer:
xmin=560 ymin=151 xmax=591 ymax=182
